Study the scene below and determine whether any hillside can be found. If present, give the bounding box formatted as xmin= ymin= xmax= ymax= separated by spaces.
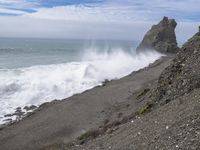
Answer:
xmin=66 ymin=27 xmax=200 ymax=150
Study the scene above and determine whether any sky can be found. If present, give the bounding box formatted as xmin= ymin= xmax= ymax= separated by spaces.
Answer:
xmin=0 ymin=0 xmax=199 ymax=42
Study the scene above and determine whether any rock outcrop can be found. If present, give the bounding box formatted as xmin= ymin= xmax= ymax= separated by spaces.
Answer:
xmin=154 ymin=27 xmax=200 ymax=104
xmin=136 ymin=16 xmax=179 ymax=53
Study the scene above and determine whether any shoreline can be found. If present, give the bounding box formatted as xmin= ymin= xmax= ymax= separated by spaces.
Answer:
xmin=0 ymin=50 xmax=162 ymax=126
xmin=0 ymin=55 xmax=174 ymax=150
xmin=0 ymin=53 xmax=164 ymax=127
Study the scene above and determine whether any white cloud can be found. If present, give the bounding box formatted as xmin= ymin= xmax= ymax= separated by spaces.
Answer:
xmin=0 ymin=0 xmax=199 ymax=42
xmin=0 ymin=0 xmax=25 ymax=4
xmin=0 ymin=15 xmax=152 ymax=40
xmin=0 ymin=15 xmax=199 ymax=43
xmin=25 ymin=5 xmax=137 ymax=22
xmin=0 ymin=8 xmax=28 ymax=15
xmin=0 ymin=0 xmax=38 ymax=15
xmin=23 ymin=0 xmax=200 ymax=22
xmin=0 ymin=0 xmax=38 ymax=7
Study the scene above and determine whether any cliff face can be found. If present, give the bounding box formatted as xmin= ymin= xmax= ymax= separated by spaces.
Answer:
xmin=154 ymin=28 xmax=200 ymax=104
xmin=137 ymin=16 xmax=179 ymax=53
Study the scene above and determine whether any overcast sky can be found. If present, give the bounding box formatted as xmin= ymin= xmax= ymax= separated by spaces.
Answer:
xmin=0 ymin=0 xmax=199 ymax=42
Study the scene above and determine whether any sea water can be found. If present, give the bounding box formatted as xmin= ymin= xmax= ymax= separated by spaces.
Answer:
xmin=0 ymin=38 xmax=162 ymax=124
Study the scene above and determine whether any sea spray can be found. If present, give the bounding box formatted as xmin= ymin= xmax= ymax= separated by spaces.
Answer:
xmin=0 ymin=49 xmax=162 ymax=124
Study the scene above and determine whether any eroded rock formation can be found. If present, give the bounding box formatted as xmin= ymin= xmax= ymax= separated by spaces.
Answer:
xmin=136 ymin=16 xmax=179 ymax=53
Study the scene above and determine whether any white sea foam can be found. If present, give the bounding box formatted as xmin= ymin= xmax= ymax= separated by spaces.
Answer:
xmin=0 ymin=49 xmax=162 ymax=124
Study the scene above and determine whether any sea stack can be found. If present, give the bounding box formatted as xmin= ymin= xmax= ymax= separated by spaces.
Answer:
xmin=136 ymin=16 xmax=179 ymax=53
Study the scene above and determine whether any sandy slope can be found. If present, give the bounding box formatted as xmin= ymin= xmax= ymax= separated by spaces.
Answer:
xmin=70 ymin=84 xmax=200 ymax=150
xmin=0 ymin=56 xmax=173 ymax=150
xmin=68 ymin=30 xmax=200 ymax=150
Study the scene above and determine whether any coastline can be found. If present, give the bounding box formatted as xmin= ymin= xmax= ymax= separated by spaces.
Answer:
xmin=0 ymin=55 xmax=174 ymax=150
xmin=0 ymin=48 xmax=161 ymax=125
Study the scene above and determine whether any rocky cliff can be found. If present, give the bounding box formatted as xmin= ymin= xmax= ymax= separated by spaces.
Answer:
xmin=137 ymin=16 xmax=179 ymax=53
xmin=154 ymin=27 xmax=200 ymax=104
xmin=66 ymin=26 xmax=200 ymax=150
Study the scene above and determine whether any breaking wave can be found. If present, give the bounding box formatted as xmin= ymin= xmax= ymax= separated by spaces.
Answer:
xmin=0 ymin=48 xmax=162 ymax=124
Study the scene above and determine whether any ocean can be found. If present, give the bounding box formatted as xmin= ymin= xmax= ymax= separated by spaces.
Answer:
xmin=0 ymin=38 xmax=162 ymax=124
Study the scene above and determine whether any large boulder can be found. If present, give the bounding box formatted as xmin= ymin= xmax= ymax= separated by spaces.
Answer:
xmin=136 ymin=16 xmax=179 ymax=53
xmin=154 ymin=27 xmax=200 ymax=104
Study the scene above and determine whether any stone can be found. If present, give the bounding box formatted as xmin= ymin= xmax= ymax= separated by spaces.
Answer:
xmin=153 ymin=27 xmax=200 ymax=103
xmin=4 ymin=114 xmax=13 ymax=117
xmin=24 ymin=105 xmax=37 ymax=111
xmin=16 ymin=107 xmax=21 ymax=111
xmin=13 ymin=109 xmax=24 ymax=117
xmin=136 ymin=16 xmax=179 ymax=53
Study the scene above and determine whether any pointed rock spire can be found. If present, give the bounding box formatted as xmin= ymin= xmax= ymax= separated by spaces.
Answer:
xmin=136 ymin=16 xmax=179 ymax=53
